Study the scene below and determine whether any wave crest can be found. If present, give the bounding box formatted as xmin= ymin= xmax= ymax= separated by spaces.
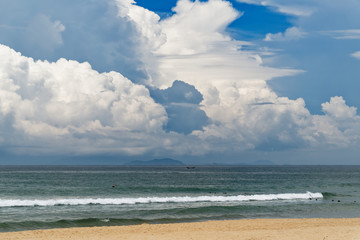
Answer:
xmin=0 ymin=192 xmax=323 ymax=207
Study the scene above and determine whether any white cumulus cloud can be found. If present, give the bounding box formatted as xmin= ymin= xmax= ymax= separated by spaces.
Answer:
xmin=264 ymin=27 xmax=307 ymax=42
xmin=304 ymin=97 xmax=360 ymax=147
xmin=0 ymin=44 xmax=169 ymax=154
xmin=322 ymin=96 xmax=357 ymax=119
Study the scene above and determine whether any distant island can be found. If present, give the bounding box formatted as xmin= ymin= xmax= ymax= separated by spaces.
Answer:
xmin=124 ymin=158 xmax=185 ymax=166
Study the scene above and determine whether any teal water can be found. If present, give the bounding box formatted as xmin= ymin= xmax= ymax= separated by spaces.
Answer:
xmin=1 ymin=166 xmax=360 ymax=232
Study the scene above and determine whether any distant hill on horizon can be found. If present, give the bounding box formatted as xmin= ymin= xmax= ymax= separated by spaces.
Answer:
xmin=124 ymin=158 xmax=185 ymax=166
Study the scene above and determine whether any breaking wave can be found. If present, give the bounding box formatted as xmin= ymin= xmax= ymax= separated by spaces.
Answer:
xmin=0 ymin=192 xmax=323 ymax=207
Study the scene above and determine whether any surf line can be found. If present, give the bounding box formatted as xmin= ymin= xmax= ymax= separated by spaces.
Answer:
xmin=0 ymin=192 xmax=323 ymax=207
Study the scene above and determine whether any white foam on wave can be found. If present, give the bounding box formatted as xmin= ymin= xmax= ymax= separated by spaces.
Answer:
xmin=0 ymin=192 xmax=323 ymax=207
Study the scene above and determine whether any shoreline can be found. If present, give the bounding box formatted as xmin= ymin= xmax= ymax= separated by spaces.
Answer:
xmin=1 ymin=218 xmax=360 ymax=240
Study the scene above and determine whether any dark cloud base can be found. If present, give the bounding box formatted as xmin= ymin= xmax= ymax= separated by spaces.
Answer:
xmin=149 ymin=80 xmax=209 ymax=134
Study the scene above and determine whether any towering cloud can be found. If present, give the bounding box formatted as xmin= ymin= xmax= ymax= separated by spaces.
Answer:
xmin=0 ymin=0 xmax=359 ymax=162
xmin=0 ymin=44 xmax=168 ymax=154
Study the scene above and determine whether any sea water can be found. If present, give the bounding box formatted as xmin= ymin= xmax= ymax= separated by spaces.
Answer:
xmin=0 ymin=165 xmax=359 ymax=232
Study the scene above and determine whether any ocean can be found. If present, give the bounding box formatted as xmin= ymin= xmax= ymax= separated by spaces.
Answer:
xmin=1 ymin=165 xmax=359 ymax=232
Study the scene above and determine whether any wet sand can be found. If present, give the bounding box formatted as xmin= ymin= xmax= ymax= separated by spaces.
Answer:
xmin=1 ymin=218 xmax=360 ymax=240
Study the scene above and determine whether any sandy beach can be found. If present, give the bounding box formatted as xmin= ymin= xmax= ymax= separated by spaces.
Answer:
xmin=1 ymin=218 xmax=360 ymax=240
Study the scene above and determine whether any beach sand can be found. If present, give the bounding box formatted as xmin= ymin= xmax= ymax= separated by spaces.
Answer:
xmin=1 ymin=218 xmax=360 ymax=240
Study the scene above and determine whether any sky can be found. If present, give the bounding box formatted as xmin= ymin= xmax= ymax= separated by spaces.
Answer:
xmin=0 ymin=0 xmax=360 ymax=165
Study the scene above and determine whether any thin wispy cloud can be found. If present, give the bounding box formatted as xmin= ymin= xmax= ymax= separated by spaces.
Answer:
xmin=0 ymin=24 xmax=25 ymax=30
xmin=236 ymin=0 xmax=315 ymax=16
xmin=322 ymin=29 xmax=360 ymax=40
xmin=351 ymin=51 xmax=360 ymax=59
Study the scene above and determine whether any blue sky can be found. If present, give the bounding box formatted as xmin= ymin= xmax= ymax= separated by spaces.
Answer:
xmin=0 ymin=0 xmax=360 ymax=165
